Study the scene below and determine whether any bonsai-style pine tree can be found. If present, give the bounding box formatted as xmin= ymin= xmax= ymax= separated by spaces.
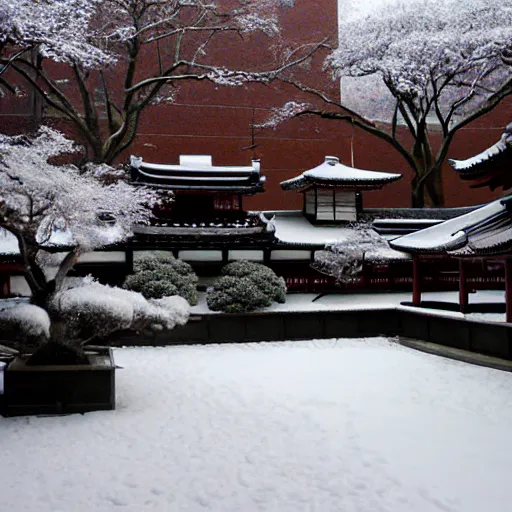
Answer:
xmin=0 ymin=127 xmax=190 ymax=358
xmin=0 ymin=0 xmax=191 ymax=361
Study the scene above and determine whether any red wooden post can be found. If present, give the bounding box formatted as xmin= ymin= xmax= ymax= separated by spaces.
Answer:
xmin=505 ymin=259 xmax=512 ymax=323
xmin=412 ymin=256 xmax=422 ymax=306
xmin=459 ymin=259 xmax=468 ymax=313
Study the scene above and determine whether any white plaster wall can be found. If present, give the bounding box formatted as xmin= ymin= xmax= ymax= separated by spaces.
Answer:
xmin=228 ymin=250 xmax=264 ymax=262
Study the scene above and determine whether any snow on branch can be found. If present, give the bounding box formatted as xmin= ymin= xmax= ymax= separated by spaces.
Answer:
xmin=0 ymin=0 xmax=114 ymax=68
xmin=0 ymin=127 xmax=157 ymax=251
xmin=0 ymin=302 xmax=51 ymax=340
xmin=257 ymin=101 xmax=311 ymax=129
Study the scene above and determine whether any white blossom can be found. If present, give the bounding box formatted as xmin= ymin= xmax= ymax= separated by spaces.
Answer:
xmin=329 ymin=0 xmax=512 ymax=124
xmin=0 ymin=127 xmax=157 ymax=252
xmin=0 ymin=0 xmax=113 ymax=68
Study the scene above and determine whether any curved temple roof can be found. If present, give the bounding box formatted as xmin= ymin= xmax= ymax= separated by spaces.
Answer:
xmin=280 ymin=156 xmax=402 ymax=192
xmin=449 ymin=123 xmax=512 ymax=190
xmin=129 ymin=155 xmax=265 ymax=194
xmin=390 ymin=196 xmax=512 ymax=257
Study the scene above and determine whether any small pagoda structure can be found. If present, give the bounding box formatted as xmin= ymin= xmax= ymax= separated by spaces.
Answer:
xmin=280 ymin=156 xmax=402 ymax=224
xmin=450 ymin=123 xmax=512 ymax=190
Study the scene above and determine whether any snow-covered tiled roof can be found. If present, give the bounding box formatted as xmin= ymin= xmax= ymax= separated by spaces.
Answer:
xmin=447 ymin=199 xmax=512 ymax=257
xmin=390 ymin=197 xmax=510 ymax=254
xmin=273 ymin=213 xmax=353 ymax=245
xmin=272 ymin=213 xmax=409 ymax=260
xmin=130 ymin=155 xmax=265 ymax=193
xmin=449 ymin=123 xmax=512 ymax=191
xmin=280 ymin=156 xmax=402 ymax=191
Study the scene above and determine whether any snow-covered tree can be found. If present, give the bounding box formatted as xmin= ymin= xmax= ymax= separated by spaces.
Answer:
xmin=1 ymin=0 xmax=322 ymax=164
xmin=0 ymin=280 xmax=190 ymax=358
xmin=0 ymin=126 xmax=156 ymax=304
xmin=0 ymin=126 xmax=192 ymax=359
xmin=312 ymin=227 xmax=391 ymax=284
xmin=279 ymin=0 xmax=512 ymax=207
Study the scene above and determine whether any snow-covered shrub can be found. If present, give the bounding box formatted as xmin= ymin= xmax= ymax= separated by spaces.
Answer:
xmin=206 ymin=261 xmax=286 ymax=313
xmin=0 ymin=279 xmax=190 ymax=364
xmin=222 ymin=261 xmax=286 ymax=304
xmin=123 ymin=254 xmax=198 ymax=305
xmin=0 ymin=303 xmax=51 ymax=342
xmin=50 ymin=278 xmax=190 ymax=344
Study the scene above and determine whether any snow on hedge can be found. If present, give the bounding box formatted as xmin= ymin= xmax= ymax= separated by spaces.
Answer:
xmin=51 ymin=280 xmax=190 ymax=340
xmin=0 ymin=302 xmax=50 ymax=339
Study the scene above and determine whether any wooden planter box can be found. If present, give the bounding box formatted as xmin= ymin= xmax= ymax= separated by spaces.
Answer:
xmin=2 ymin=349 xmax=115 ymax=417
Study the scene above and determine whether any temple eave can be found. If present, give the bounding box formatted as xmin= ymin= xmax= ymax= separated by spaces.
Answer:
xmin=133 ymin=181 xmax=264 ymax=194
xmin=281 ymin=179 xmax=399 ymax=192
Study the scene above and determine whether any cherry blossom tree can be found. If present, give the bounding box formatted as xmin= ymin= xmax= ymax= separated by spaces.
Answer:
xmin=0 ymin=126 xmax=156 ymax=305
xmin=1 ymin=0 xmax=323 ymax=164
xmin=279 ymin=0 xmax=512 ymax=207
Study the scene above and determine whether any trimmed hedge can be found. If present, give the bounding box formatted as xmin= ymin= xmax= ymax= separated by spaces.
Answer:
xmin=207 ymin=261 xmax=286 ymax=313
xmin=123 ymin=254 xmax=199 ymax=305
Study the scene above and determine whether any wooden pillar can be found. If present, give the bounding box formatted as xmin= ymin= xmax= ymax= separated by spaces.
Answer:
xmin=505 ymin=259 xmax=512 ymax=323
xmin=332 ymin=189 xmax=336 ymax=222
xmin=263 ymin=248 xmax=271 ymax=266
xmin=459 ymin=259 xmax=468 ymax=313
xmin=222 ymin=248 xmax=229 ymax=265
xmin=125 ymin=248 xmax=134 ymax=274
xmin=412 ymin=256 xmax=422 ymax=306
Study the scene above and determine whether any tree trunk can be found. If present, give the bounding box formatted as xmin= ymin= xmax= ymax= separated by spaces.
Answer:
xmin=411 ymin=175 xmax=425 ymax=208
xmin=411 ymin=164 xmax=445 ymax=208
xmin=424 ymin=165 xmax=445 ymax=207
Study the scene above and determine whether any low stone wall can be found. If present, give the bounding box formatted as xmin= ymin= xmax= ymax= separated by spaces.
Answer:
xmin=110 ymin=308 xmax=512 ymax=361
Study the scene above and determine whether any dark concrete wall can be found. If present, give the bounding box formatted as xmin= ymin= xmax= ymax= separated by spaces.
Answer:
xmin=110 ymin=309 xmax=512 ymax=361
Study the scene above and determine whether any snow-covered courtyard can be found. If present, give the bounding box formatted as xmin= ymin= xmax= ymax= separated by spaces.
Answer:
xmin=1 ymin=337 xmax=512 ymax=511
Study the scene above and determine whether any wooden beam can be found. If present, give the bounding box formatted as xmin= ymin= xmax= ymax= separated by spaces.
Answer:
xmin=412 ymin=256 xmax=421 ymax=306
xmin=459 ymin=259 xmax=468 ymax=313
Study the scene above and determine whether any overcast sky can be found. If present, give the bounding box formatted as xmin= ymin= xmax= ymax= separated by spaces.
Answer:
xmin=339 ymin=0 xmax=394 ymax=22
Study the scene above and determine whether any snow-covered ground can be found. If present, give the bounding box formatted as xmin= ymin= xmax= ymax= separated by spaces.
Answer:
xmin=2 ymin=338 xmax=512 ymax=512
